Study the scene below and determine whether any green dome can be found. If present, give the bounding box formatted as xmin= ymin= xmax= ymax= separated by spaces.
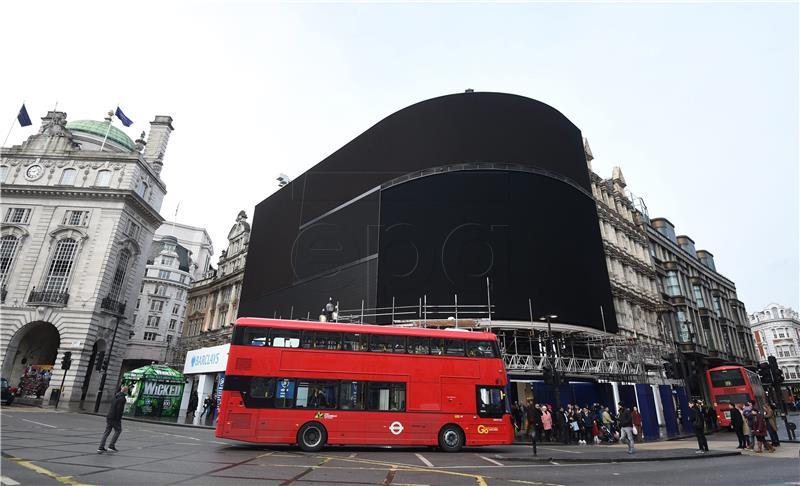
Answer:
xmin=66 ymin=119 xmax=135 ymax=151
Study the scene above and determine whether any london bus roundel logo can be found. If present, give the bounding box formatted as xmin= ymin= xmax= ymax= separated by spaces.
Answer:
xmin=389 ymin=421 xmax=404 ymax=435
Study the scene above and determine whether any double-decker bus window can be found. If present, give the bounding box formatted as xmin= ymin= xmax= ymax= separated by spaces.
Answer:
xmin=339 ymin=381 xmax=366 ymax=410
xmin=274 ymin=378 xmax=297 ymax=408
xmin=233 ymin=326 xmax=269 ymax=346
xmin=247 ymin=377 xmax=276 ymax=408
xmin=271 ymin=329 xmax=301 ymax=348
xmin=715 ymin=393 xmax=750 ymax=405
xmin=445 ymin=339 xmax=465 ymax=356
xmin=342 ymin=333 xmax=369 ymax=351
xmin=315 ymin=332 xmax=342 ymax=350
xmin=367 ymin=382 xmax=406 ymax=411
xmin=709 ymin=369 xmax=745 ymax=387
xmin=430 ymin=338 xmax=445 ymax=355
xmin=296 ymin=380 xmax=338 ymax=409
xmin=408 ymin=336 xmax=430 ymax=355
xmin=371 ymin=334 xmax=406 ymax=353
xmin=467 ymin=340 xmax=497 ymax=358
xmin=476 ymin=386 xmax=506 ymax=418
xmin=300 ymin=331 xmax=315 ymax=349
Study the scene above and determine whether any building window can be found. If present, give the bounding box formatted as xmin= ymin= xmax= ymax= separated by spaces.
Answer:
xmin=664 ymin=271 xmax=681 ymax=297
xmin=692 ymin=285 xmax=705 ymax=308
xmin=166 ymin=334 xmax=173 ymax=344
xmin=62 ymin=210 xmax=89 ymax=226
xmin=217 ymin=309 xmax=227 ymax=328
xmin=95 ymin=170 xmax=112 ymax=187
xmin=713 ymin=296 xmax=723 ymax=317
xmin=778 ymin=328 xmax=786 ymax=338
xmin=4 ymin=208 xmax=31 ymax=224
xmin=43 ymin=238 xmax=78 ymax=293
xmin=160 ymin=256 xmax=175 ymax=266
xmin=169 ymin=319 xmax=177 ymax=330
xmin=155 ymin=285 xmax=166 ymax=296
xmin=147 ymin=316 xmax=160 ymax=328
xmin=136 ymin=180 xmax=148 ymax=198
xmin=123 ymin=219 xmax=140 ymax=239
xmin=143 ymin=332 xmax=157 ymax=341
xmin=158 ymin=270 xmax=170 ymax=280
xmin=172 ymin=304 xmax=180 ymax=315
xmin=59 ymin=168 xmax=77 ymax=185
xmin=108 ymin=250 xmax=131 ymax=300
xmin=150 ymin=300 xmax=164 ymax=312
xmin=0 ymin=235 xmax=20 ymax=286
xmin=0 ymin=165 xmax=9 ymax=183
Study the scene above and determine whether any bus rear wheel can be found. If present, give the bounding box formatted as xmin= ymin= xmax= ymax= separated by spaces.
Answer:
xmin=298 ymin=422 xmax=327 ymax=452
xmin=438 ymin=424 xmax=464 ymax=452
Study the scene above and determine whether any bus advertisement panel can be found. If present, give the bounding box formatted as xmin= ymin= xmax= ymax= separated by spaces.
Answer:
xmin=707 ymin=365 xmax=766 ymax=427
xmin=216 ymin=318 xmax=514 ymax=452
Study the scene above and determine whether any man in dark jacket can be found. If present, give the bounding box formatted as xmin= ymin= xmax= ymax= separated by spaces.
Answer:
xmin=689 ymin=401 xmax=709 ymax=453
xmin=730 ymin=402 xmax=746 ymax=449
xmin=526 ymin=400 xmax=543 ymax=455
xmin=618 ymin=405 xmax=635 ymax=454
xmin=98 ymin=386 xmax=128 ymax=453
xmin=187 ymin=391 xmax=199 ymax=418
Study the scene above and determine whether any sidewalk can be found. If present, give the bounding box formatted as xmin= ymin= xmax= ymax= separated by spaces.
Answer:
xmin=497 ymin=445 xmax=740 ymax=463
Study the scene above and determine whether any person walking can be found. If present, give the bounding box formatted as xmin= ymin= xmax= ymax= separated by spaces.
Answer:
xmin=199 ymin=394 xmax=212 ymax=418
xmin=187 ymin=391 xmax=199 ymax=418
xmin=763 ymin=404 xmax=780 ymax=447
xmin=527 ymin=400 xmax=543 ymax=456
xmin=98 ymin=386 xmax=128 ymax=453
xmin=743 ymin=402 xmax=755 ymax=449
xmin=751 ymin=407 xmax=775 ymax=453
xmin=689 ymin=401 xmax=709 ymax=453
xmin=730 ymin=403 xmax=746 ymax=449
xmin=618 ymin=404 xmax=635 ymax=454
xmin=631 ymin=406 xmax=643 ymax=443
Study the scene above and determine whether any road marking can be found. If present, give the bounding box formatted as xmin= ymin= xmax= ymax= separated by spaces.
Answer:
xmin=477 ymin=455 xmax=503 ymax=466
xmin=537 ymin=447 xmax=581 ymax=454
xmin=0 ymin=476 xmax=20 ymax=485
xmin=21 ymin=418 xmax=57 ymax=428
xmin=4 ymin=455 xmax=93 ymax=486
xmin=348 ymin=453 xmax=358 ymax=458
xmin=414 ymin=453 xmax=434 ymax=467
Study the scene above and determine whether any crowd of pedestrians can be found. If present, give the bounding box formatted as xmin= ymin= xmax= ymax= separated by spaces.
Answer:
xmin=729 ymin=400 xmax=780 ymax=453
xmin=511 ymin=400 xmax=644 ymax=453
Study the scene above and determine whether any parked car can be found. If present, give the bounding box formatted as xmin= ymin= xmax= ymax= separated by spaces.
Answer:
xmin=1 ymin=378 xmax=15 ymax=405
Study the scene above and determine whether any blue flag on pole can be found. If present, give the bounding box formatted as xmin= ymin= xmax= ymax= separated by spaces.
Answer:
xmin=17 ymin=104 xmax=32 ymax=127
xmin=115 ymin=106 xmax=133 ymax=127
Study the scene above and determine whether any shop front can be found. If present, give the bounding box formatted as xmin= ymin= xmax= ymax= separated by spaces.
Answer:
xmin=180 ymin=343 xmax=230 ymax=426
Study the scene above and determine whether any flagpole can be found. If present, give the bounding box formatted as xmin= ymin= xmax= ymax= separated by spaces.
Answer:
xmin=99 ymin=108 xmax=114 ymax=151
xmin=3 ymin=100 xmax=24 ymax=147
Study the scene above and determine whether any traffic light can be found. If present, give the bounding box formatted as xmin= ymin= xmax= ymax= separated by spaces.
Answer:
xmin=60 ymin=351 xmax=72 ymax=371
xmin=769 ymin=356 xmax=784 ymax=384
xmin=758 ymin=361 xmax=773 ymax=384
xmin=95 ymin=351 xmax=106 ymax=372
xmin=543 ymin=365 xmax=555 ymax=385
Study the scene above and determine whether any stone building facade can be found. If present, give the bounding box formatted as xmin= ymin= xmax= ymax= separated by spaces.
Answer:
xmin=122 ymin=222 xmax=213 ymax=372
xmin=0 ymin=110 xmax=172 ymax=404
xmin=646 ymin=216 xmax=757 ymax=401
xmin=175 ymin=211 xmax=250 ymax=363
xmin=750 ymin=303 xmax=800 ymax=384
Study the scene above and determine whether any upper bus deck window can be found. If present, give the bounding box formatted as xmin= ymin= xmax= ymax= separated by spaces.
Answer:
xmin=467 ymin=340 xmax=498 ymax=358
xmin=370 ymin=334 xmax=406 ymax=353
xmin=408 ymin=336 xmax=430 ymax=355
xmin=301 ymin=331 xmax=342 ymax=350
xmin=244 ymin=327 xmax=269 ymax=346
xmin=342 ymin=333 xmax=369 ymax=351
xmin=271 ymin=329 xmax=301 ymax=348
xmin=445 ymin=339 xmax=465 ymax=356
xmin=709 ymin=369 xmax=745 ymax=388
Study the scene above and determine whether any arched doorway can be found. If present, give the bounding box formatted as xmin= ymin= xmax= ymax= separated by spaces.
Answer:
xmin=80 ymin=340 xmax=106 ymax=400
xmin=2 ymin=321 xmax=60 ymax=397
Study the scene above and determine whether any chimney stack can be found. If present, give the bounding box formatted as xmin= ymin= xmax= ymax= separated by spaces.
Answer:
xmin=143 ymin=115 xmax=174 ymax=176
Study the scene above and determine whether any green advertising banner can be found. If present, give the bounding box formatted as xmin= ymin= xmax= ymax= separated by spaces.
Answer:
xmin=123 ymin=364 xmax=185 ymax=418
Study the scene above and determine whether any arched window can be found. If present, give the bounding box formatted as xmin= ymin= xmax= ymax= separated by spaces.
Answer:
xmin=0 ymin=235 xmax=20 ymax=285
xmin=43 ymin=238 xmax=78 ymax=293
xmin=0 ymin=165 xmax=8 ymax=183
xmin=60 ymin=168 xmax=77 ymax=185
xmin=108 ymin=250 xmax=131 ymax=300
xmin=95 ymin=170 xmax=112 ymax=187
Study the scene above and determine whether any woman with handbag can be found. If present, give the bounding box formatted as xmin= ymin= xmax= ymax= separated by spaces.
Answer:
xmin=632 ymin=406 xmax=643 ymax=442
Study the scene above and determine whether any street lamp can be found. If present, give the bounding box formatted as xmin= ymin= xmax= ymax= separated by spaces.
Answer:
xmin=539 ymin=314 xmax=561 ymax=411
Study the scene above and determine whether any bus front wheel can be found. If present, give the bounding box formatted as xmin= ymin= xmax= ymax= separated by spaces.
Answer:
xmin=438 ymin=424 xmax=464 ymax=452
xmin=298 ymin=422 xmax=327 ymax=452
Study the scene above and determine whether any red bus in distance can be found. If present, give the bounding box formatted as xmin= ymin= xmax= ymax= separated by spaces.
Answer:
xmin=216 ymin=318 xmax=514 ymax=452
xmin=707 ymin=365 xmax=766 ymax=428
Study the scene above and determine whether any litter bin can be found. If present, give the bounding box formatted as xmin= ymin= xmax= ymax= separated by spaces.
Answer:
xmin=49 ymin=388 xmax=60 ymax=405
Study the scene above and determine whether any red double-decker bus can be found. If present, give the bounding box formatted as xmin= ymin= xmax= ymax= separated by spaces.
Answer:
xmin=707 ymin=365 xmax=766 ymax=428
xmin=216 ymin=318 xmax=514 ymax=452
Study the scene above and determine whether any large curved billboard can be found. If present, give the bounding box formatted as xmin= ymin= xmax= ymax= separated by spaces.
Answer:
xmin=239 ymin=92 xmax=617 ymax=332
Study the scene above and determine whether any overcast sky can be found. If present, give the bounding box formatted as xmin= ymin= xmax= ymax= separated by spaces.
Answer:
xmin=2 ymin=1 xmax=797 ymax=312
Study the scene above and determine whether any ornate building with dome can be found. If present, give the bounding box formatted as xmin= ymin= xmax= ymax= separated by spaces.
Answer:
xmin=0 ymin=109 xmax=173 ymax=405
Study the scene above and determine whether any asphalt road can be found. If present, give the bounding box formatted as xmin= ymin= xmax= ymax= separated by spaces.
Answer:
xmin=1 ymin=406 xmax=798 ymax=486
